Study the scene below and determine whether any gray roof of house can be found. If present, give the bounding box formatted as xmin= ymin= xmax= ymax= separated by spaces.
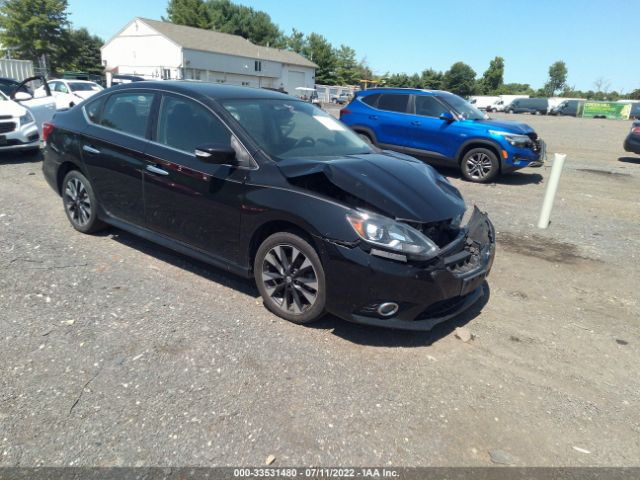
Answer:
xmin=139 ymin=18 xmax=317 ymax=69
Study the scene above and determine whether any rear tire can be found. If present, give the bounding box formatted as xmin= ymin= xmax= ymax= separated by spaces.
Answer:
xmin=460 ymin=147 xmax=499 ymax=183
xmin=62 ymin=170 xmax=106 ymax=234
xmin=357 ymin=132 xmax=374 ymax=145
xmin=254 ymin=232 xmax=326 ymax=324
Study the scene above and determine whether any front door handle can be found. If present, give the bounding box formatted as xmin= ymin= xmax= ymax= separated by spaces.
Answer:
xmin=369 ymin=115 xmax=379 ymax=120
xmin=146 ymin=165 xmax=169 ymax=176
xmin=411 ymin=121 xmax=422 ymax=126
xmin=82 ymin=145 xmax=100 ymax=155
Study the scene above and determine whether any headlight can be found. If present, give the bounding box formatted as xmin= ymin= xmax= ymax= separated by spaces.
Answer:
xmin=19 ymin=111 xmax=35 ymax=127
xmin=488 ymin=130 xmax=532 ymax=147
xmin=346 ymin=210 xmax=439 ymax=261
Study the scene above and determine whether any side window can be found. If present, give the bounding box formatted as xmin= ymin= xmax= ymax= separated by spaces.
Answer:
xmin=415 ymin=96 xmax=446 ymax=117
xmin=100 ymin=92 xmax=155 ymax=138
xmin=48 ymin=81 xmax=60 ymax=92
xmin=58 ymin=82 xmax=69 ymax=93
xmin=377 ymin=94 xmax=409 ymax=113
xmin=84 ymin=96 xmax=105 ymax=123
xmin=157 ymin=95 xmax=230 ymax=153
xmin=361 ymin=94 xmax=380 ymax=107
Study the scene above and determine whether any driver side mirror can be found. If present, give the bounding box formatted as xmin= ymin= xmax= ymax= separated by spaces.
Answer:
xmin=439 ymin=112 xmax=455 ymax=122
xmin=14 ymin=91 xmax=33 ymax=101
xmin=195 ymin=144 xmax=237 ymax=165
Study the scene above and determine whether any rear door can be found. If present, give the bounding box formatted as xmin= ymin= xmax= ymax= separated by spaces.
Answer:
xmin=143 ymin=93 xmax=245 ymax=261
xmin=80 ymin=91 xmax=157 ymax=225
xmin=369 ymin=93 xmax=413 ymax=148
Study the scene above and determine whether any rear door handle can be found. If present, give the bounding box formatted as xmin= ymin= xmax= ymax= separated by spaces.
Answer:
xmin=146 ymin=164 xmax=169 ymax=176
xmin=411 ymin=121 xmax=422 ymax=126
xmin=369 ymin=115 xmax=379 ymax=120
xmin=82 ymin=145 xmax=100 ymax=155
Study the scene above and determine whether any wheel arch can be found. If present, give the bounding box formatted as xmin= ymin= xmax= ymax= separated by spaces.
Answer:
xmin=248 ymin=220 xmax=319 ymax=273
xmin=56 ymin=161 xmax=82 ymax=194
xmin=456 ymin=139 xmax=503 ymax=171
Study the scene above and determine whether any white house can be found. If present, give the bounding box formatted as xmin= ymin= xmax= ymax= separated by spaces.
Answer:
xmin=101 ymin=18 xmax=317 ymax=94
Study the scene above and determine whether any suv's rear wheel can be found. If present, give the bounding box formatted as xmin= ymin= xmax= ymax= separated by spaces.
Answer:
xmin=461 ymin=147 xmax=499 ymax=183
xmin=357 ymin=132 xmax=373 ymax=145
xmin=254 ymin=232 xmax=326 ymax=324
xmin=62 ymin=170 xmax=106 ymax=233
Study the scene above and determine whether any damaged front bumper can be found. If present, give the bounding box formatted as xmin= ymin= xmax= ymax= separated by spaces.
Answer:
xmin=320 ymin=206 xmax=495 ymax=331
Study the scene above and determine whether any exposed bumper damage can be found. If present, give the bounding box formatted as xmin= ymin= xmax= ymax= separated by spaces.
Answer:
xmin=321 ymin=206 xmax=495 ymax=331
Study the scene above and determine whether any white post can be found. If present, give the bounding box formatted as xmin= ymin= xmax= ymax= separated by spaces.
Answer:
xmin=537 ymin=153 xmax=567 ymax=229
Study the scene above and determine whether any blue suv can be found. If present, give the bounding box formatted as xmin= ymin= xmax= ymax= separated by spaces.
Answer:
xmin=340 ymin=88 xmax=545 ymax=183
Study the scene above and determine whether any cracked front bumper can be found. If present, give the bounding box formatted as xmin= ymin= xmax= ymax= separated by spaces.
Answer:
xmin=321 ymin=207 xmax=495 ymax=331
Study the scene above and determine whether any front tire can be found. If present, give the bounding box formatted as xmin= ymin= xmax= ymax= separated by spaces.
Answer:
xmin=461 ymin=147 xmax=499 ymax=183
xmin=62 ymin=170 xmax=106 ymax=234
xmin=254 ymin=232 xmax=326 ymax=324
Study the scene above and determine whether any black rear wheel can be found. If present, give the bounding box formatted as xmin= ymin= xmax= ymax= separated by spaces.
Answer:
xmin=62 ymin=170 xmax=106 ymax=234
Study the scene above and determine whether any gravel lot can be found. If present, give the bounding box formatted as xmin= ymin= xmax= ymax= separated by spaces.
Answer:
xmin=0 ymin=113 xmax=639 ymax=467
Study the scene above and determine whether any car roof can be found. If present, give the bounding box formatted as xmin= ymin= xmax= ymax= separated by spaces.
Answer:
xmin=358 ymin=87 xmax=448 ymax=96
xmin=108 ymin=80 xmax=295 ymax=101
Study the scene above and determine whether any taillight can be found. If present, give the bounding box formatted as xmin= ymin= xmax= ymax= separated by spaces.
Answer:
xmin=340 ymin=108 xmax=352 ymax=117
xmin=631 ymin=126 xmax=640 ymax=135
xmin=42 ymin=121 xmax=54 ymax=142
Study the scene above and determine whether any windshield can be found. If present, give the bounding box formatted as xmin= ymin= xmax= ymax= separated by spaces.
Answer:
xmin=222 ymin=99 xmax=373 ymax=160
xmin=439 ymin=93 xmax=486 ymax=120
xmin=69 ymin=82 xmax=101 ymax=92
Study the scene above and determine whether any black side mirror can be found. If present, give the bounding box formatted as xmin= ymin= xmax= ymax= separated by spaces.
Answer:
xmin=195 ymin=144 xmax=237 ymax=165
xmin=439 ymin=112 xmax=455 ymax=122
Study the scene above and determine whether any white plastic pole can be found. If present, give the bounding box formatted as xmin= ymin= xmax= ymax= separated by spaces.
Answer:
xmin=537 ymin=153 xmax=567 ymax=229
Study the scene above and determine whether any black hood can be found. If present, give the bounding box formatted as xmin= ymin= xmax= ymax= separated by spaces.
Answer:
xmin=277 ymin=152 xmax=466 ymax=223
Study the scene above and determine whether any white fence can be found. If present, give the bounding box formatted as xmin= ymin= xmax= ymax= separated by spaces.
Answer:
xmin=0 ymin=59 xmax=34 ymax=81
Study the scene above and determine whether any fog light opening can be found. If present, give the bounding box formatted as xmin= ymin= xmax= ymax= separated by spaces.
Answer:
xmin=377 ymin=302 xmax=399 ymax=318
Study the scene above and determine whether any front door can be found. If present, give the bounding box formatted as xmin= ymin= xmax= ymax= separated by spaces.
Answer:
xmin=80 ymin=91 xmax=156 ymax=225
xmin=143 ymin=93 xmax=244 ymax=263
xmin=408 ymin=95 xmax=459 ymax=162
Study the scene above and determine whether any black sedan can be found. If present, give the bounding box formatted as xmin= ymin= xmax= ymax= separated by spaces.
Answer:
xmin=42 ymin=81 xmax=495 ymax=330
xmin=624 ymin=121 xmax=640 ymax=154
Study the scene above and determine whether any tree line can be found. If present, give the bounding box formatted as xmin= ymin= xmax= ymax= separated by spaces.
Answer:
xmin=0 ymin=0 xmax=104 ymax=75
xmin=1 ymin=0 xmax=638 ymax=101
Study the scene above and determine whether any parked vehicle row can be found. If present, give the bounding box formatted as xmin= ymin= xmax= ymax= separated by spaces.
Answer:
xmin=0 ymin=76 xmax=56 ymax=153
xmin=42 ymin=81 xmax=496 ymax=331
xmin=339 ymin=88 xmax=545 ymax=183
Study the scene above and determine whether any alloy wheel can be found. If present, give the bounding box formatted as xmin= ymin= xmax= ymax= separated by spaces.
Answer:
xmin=465 ymin=152 xmax=494 ymax=180
xmin=64 ymin=177 xmax=92 ymax=227
xmin=261 ymin=244 xmax=319 ymax=314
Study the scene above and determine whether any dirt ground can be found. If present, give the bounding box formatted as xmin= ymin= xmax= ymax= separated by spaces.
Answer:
xmin=0 ymin=113 xmax=638 ymax=467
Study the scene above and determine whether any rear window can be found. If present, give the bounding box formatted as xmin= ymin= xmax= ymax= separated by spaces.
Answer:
xmin=361 ymin=94 xmax=380 ymax=107
xmin=377 ymin=94 xmax=409 ymax=113
xmin=84 ymin=96 xmax=105 ymax=123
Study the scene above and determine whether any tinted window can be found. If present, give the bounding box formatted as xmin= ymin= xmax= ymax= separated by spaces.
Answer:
xmin=415 ymin=95 xmax=446 ymax=117
xmin=85 ymin=96 xmax=105 ymax=123
xmin=101 ymin=92 xmax=154 ymax=138
xmin=377 ymin=94 xmax=409 ymax=113
xmin=157 ymin=95 xmax=230 ymax=153
xmin=362 ymin=94 xmax=380 ymax=107
xmin=69 ymin=82 xmax=101 ymax=92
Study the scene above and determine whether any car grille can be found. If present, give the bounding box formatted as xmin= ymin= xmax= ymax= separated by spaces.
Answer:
xmin=415 ymin=294 xmax=471 ymax=320
xmin=0 ymin=122 xmax=16 ymax=133
xmin=0 ymin=115 xmax=12 ymax=120
xmin=406 ymin=219 xmax=458 ymax=248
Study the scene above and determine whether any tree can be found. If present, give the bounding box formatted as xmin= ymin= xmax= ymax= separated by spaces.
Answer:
xmin=206 ymin=0 xmax=283 ymax=47
xmin=629 ymin=89 xmax=640 ymax=100
xmin=285 ymin=28 xmax=307 ymax=54
xmin=166 ymin=0 xmax=211 ymax=29
xmin=478 ymin=56 xmax=504 ymax=94
xmin=443 ymin=62 xmax=476 ymax=97
xmin=303 ymin=33 xmax=336 ymax=84
xmin=544 ymin=61 xmax=568 ymax=96
xmin=0 ymin=0 xmax=68 ymax=68
xmin=420 ymin=68 xmax=444 ymax=90
xmin=594 ymin=76 xmax=611 ymax=94
xmin=334 ymin=45 xmax=359 ymax=85
xmin=497 ymin=83 xmax=534 ymax=95
xmin=56 ymin=28 xmax=103 ymax=75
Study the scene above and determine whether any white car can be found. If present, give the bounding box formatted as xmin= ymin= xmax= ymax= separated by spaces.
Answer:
xmin=36 ymin=79 xmax=103 ymax=110
xmin=0 ymin=76 xmax=56 ymax=153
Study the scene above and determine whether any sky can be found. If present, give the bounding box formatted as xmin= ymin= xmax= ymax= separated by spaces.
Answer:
xmin=67 ymin=0 xmax=640 ymax=93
